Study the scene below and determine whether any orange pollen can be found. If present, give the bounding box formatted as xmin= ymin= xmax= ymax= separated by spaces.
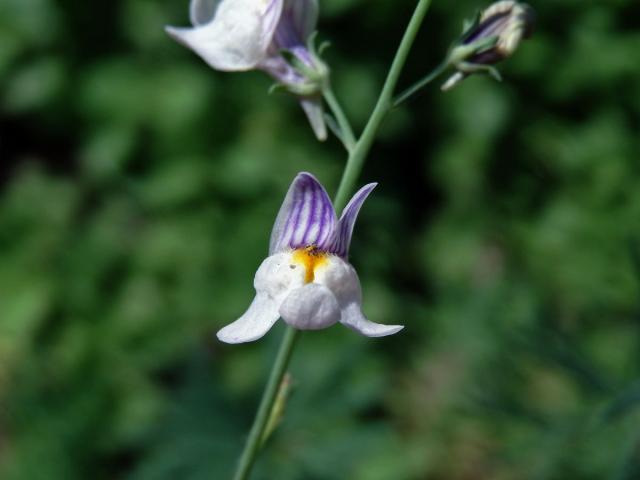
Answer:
xmin=292 ymin=246 xmax=328 ymax=284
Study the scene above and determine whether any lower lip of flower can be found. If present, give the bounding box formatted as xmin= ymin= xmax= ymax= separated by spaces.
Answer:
xmin=292 ymin=246 xmax=328 ymax=283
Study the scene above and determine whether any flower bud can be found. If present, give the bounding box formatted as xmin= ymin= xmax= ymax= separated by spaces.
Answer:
xmin=442 ymin=1 xmax=535 ymax=91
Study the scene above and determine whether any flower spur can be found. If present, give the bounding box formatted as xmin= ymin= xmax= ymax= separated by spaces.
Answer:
xmin=217 ymin=172 xmax=404 ymax=344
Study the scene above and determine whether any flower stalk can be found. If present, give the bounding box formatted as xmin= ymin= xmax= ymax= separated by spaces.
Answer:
xmin=392 ymin=59 xmax=449 ymax=107
xmin=322 ymin=85 xmax=356 ymax=153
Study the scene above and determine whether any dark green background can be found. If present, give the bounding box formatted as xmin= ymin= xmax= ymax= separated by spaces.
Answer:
xmin=1 ymin=0 xmax=640 ymax=478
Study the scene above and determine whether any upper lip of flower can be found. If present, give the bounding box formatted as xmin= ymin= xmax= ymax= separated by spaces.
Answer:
xmin=269 ymin=171 xmax=375 ymax=259
xmin=216 ymin=172 xmax=404 ymax=344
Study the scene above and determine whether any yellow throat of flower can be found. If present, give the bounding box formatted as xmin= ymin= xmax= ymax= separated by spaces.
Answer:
xmin=292 ymin=246 xmax=328 ymax=284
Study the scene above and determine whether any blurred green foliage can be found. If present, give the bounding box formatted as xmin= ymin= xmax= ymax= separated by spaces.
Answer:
xmin=1 ymin=0 xmax=640 ymax=479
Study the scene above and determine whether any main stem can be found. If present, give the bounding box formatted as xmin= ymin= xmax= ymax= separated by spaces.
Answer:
xmin=333 ymin=0 xmax=433 ymax=211
xmin=231 ymin=1 xmax=433 ymax=478
xmin=232 ymin=327 xmax=298 ymax=480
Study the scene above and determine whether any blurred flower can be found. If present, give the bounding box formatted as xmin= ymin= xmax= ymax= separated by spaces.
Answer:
xmin=166 ymin=0 xmax=328 ymax=140
xmin=217 ymin=172 xmax=403 ymax=344
xmin=442 ymin=1 xmax=535 ymax=91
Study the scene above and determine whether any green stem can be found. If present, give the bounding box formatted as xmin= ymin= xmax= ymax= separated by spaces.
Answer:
xmin=232 ymin=327 xmax=299 ymax=480
xmin=323 ymin=86 xmax=357 ymax=153
xmin=392 ymin=59 xmax=449 ymax=107
xmin=392 ymin=35 xmax=501 ymax=106
xmin=231 ymin=1 xmax=434 ymax=478
xmin=333 ymin=0 xmax=434 ymax=211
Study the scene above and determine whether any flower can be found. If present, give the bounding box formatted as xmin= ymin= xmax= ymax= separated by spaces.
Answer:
xmin=442 ymin=1 xmax=535 ymax=91
xmin=217 ymin=172 xmax=404 ymax=344
xmin=166 ymin=0 xmax=327 ymax=140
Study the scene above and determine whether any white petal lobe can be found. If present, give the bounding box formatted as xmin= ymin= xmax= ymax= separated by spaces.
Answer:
xmin=279 ymin=284 xmax=340 ymax=330
xmin=166 ymin=0 xmax=282 ymax=71
xmin=315 ymin=256 xmax=404 ymax=337
xmin=217 ymin=252 xmax=304 ymax=344
xmin=254 ymin=252 xmax=305 ymax=299
xmin=217 ymin=293 xmax=280 ymax=343
xmin=314 ymin=255 xmax=361 ymax=305
xmin=340 ymin=303 xmax=404 ymax=337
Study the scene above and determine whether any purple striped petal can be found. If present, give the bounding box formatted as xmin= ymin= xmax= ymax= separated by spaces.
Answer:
xmin=269 ymin=172 xmax=337 ymax=254
xmin=464 ymin=10 xmax=511 ymax=45
xmin=272 ymin=0 xmax=316 ymax=66
xmin=329 ymin=183 xmax=376 ymax=258
xmin=263 ymin=0 xmax=285 ymax=47
xmin=285 ymin=0 xmax=318 ymax=41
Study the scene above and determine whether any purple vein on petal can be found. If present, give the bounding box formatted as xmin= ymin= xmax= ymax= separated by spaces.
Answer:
xmin=283 ymin=182 xmax=299 ymax=246
xmin=301 ymin=180 xmax=317 ymax=244
xmin=314 ymin=177 xmax=337 ymax=250
xmin=295 ymin=174 xmax=335 ymax=249
xmin=290 ymin=0 xmax=318 ymax=40
xmin=295 ymin=176 xmax=313 ymax=246
xmin=318 ymin=195 xmax=333 ymax=248
xmin=329 ymin=183 xmax=377 ymax=258
xmin=269 ymin=172 xmax=300 ymax=254
xmin=269 ymin=173 xmax=337 ymax=254
xmin=289 ymin=181 xmax=306 ymax=246
xmin=262 ymin=0 xmax=285 ymax=46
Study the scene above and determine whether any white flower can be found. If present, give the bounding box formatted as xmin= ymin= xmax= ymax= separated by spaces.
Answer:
xmin=166 ymin=0 xmax=327 ymax=140
xmin=217 ymin=172 xmax=404 ymax=344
